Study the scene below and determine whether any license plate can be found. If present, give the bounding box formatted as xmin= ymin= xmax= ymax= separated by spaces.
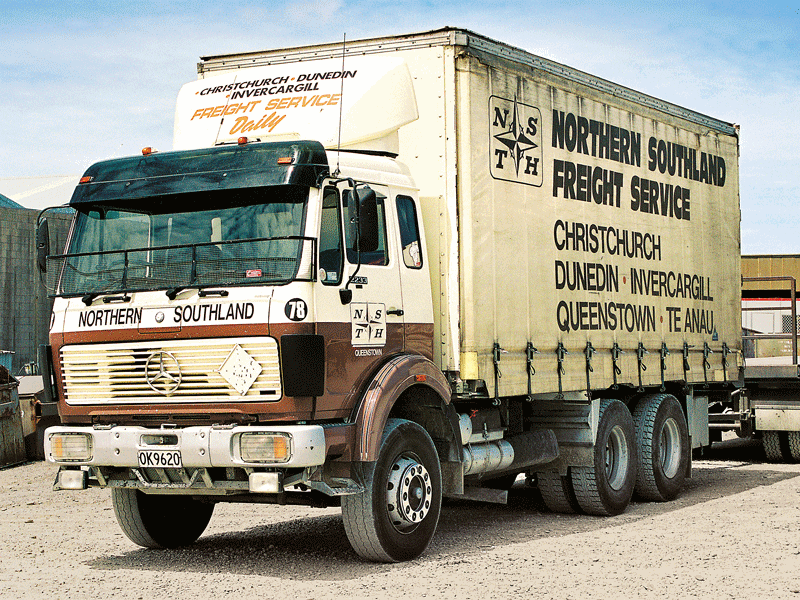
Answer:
xmin=137 ymin=449 xmax=183 ymax=468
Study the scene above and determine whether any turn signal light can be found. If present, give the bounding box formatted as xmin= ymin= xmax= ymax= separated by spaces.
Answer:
xmin=277 ymin=157 xmax=293 ymax=165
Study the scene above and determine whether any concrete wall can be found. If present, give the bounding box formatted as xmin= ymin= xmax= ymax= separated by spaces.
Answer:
xmin=0 ymin=208 xmax=72 ymax=373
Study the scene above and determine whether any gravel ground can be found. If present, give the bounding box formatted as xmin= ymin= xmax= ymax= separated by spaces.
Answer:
xmin=2 ymin=438 xmax=800 ymax=600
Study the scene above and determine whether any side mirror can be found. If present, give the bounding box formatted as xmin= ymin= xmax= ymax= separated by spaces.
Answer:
xmin=339 ymin=289 xmax=353 ymax=305
xmin=36 ymin=218 xmax=50 ymax=273
xmin=356 ymin=187 xmax=379 ymax=253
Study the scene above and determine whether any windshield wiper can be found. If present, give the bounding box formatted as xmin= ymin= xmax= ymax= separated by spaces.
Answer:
xmin=82 ymin=292 xmax=131 ymax=306
xmin=165 ymin=287 xmax=188 ymax=300
xmin=198 ymin=288 xmax=229 ymax=298
xmin=82 ymin=293 xmax=101 ymax=306
xmin=102 ymin=294 xmax=131 ymax=304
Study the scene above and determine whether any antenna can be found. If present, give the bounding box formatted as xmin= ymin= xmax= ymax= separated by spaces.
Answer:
xmin=212 ymin=74 xmax=238 ymax=146
xmin=334 ymin=33 xmax=346 ymax=177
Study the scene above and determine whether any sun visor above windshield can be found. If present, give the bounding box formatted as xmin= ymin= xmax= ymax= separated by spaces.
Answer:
xmin=173 ymin=55 xmax=419 ymax=155
xmin=69 ymin=141 xmax=329 ymax=205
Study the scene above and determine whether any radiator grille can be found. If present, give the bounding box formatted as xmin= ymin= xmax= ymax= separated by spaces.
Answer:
xmin=60 ymin=337 xmax=281 ymax=405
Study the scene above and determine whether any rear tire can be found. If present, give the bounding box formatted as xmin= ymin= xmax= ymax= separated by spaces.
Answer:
xmin=788 ymin=432 xmax=800 ymax=462
xmin=632 ymin=394 xmax=689 ymax=501
xmin=571 ymin=399 xmax=637 ymax=516
xmin=536 ymin=470 xmax=579 ymax=514
xmin=111 ymin=489 xmax=214 ymax=548
xmin=763 ymin=430 xmax=785 ymax=462
xmin=341 ymin=418 xmax=442 ymax=562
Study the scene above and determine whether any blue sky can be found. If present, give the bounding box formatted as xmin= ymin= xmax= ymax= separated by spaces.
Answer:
xmin=2 ymin=0 xmax=798 ymax=253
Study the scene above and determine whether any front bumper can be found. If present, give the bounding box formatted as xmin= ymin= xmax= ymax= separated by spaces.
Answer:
xmin=44 ymin=424 xmax=326 ymax=469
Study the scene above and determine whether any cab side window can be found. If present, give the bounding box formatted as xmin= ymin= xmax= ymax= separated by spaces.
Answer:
xmin=319 ymin=187 xmax=344 ymax=285
xmin=343 ymin=190 xmax=389 ymax=266
xmin=396 ymin=195 xmax=423 ymax=269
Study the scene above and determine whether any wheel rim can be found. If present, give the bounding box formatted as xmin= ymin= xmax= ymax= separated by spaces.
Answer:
xmin=387 ymin=453 xmax=432 ymax=532
xmin=605 ymin=425 xmax=630 ymax=491
xmin=660 ymin=417 xmax=681 ymax=478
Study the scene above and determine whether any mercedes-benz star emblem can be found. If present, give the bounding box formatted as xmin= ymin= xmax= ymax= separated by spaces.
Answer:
xmin=144 ymin=351 xmax=182 ymax=396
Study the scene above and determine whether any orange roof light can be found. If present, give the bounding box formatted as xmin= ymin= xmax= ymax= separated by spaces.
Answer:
xmin=238 ymin=137 xmax=248 ymax=145
xmin=141 ymin=147 xmax=156 ymax=156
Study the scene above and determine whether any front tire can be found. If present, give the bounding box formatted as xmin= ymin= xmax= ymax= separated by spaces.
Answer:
xmin=632 ymin=394 xmax=689 ymax=501
xmin=111 ymin=489 xmax=214 ymax=548
xmin=571 ymin=399 xmax=637 ymax=516
xmin=342 ymin=418 xmax=442 ymax=562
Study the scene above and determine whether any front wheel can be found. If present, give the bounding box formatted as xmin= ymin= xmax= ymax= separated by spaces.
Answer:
xmin=571 ymin=399 xmax=637 ymax=516
xmin=111 ymin=489 xmax=214 ymax=548
xmin=342 ymin=418 xmax=442 ymax=562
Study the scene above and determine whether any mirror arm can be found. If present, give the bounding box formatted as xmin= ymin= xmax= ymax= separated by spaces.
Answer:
xmin=36 ymin=216 xmax=51 ymax=274
xmin=338 ymin=179 xmax=363 ymax=305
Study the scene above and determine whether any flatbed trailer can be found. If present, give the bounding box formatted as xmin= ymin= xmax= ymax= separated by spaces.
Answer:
xmin=728 ymin=255 xmax=800 ymax=460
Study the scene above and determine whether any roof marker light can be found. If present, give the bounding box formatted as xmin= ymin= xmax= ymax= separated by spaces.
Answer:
xmin=142 ymin=147 xmax=156 ymax=156
xmin=238 ymin=137 xmax=248 ymax=145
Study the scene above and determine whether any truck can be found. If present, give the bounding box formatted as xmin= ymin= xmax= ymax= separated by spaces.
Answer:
xmin=718 ymin=255 xmax=800 ymax=460
xmin=37 ymin=28 xmax=741 ymax=562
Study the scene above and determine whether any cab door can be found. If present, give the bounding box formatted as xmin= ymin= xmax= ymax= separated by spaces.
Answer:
xmin=313 ymin=182 xmax=405 ymax=418
xmin=393 ymin=192 xmax=434 ymax=360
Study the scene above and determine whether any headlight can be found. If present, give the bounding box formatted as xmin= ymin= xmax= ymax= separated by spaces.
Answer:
xmin=49 ymin=433 xmax=93 ymax=462
xmin=239 ymin=433 xmax=291 ymax=463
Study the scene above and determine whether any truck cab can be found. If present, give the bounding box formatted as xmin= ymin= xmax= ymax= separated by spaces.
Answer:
xmin=39 ymin=139 xmax=459 ymax=560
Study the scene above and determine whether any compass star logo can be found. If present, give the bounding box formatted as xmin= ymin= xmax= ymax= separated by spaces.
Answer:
xmin=145 ymin=351 xmax=182 ymax=396
xmin=489 ymin=95 xmax=543 ymax=187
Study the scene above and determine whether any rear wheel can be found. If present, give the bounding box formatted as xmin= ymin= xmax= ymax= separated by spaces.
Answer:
xmin=535 ymin=470 xmax=579 ymax=514
xmin=111 ymin=489 xmax=214 ymax=548
xmin=762 ymin=430 xmax=785 ymax=462
xmin=632 ymin=394 xmax=689 ymax=501
xmin=571 ymin=399 xmax=637 ymax=516
xmin=788 ymin=432 xmax=800 ymax=462
xmin=342 ymin=418 xmax=442 ymax=562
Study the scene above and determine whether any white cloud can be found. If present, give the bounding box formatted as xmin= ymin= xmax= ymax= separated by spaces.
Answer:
xmin=280 ymin=0 xmax=344 ymax=23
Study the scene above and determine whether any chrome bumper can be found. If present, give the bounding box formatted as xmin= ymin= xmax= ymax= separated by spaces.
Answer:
xmin=44 ymin=424 xmax=326 ymax=469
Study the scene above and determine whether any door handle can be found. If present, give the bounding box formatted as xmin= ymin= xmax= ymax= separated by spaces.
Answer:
xmin=387 ymin=308 xmax=404 ymax=316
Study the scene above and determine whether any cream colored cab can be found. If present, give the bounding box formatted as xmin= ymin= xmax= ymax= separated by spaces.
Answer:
xmin=313 ymin=170 xmax=432 ymax=407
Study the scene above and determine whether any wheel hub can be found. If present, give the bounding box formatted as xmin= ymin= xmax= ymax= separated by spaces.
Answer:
xmin=387 ymin=455 xmax=432 ymax=529
xmin=660 ymin=417 xmax=681 ymax=478
xmin=604 ymin=424 xmax=630 ymax=491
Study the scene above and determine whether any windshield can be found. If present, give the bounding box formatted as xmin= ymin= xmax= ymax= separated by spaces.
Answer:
xmin=49 ymin=186 xmax=312 ymax=296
